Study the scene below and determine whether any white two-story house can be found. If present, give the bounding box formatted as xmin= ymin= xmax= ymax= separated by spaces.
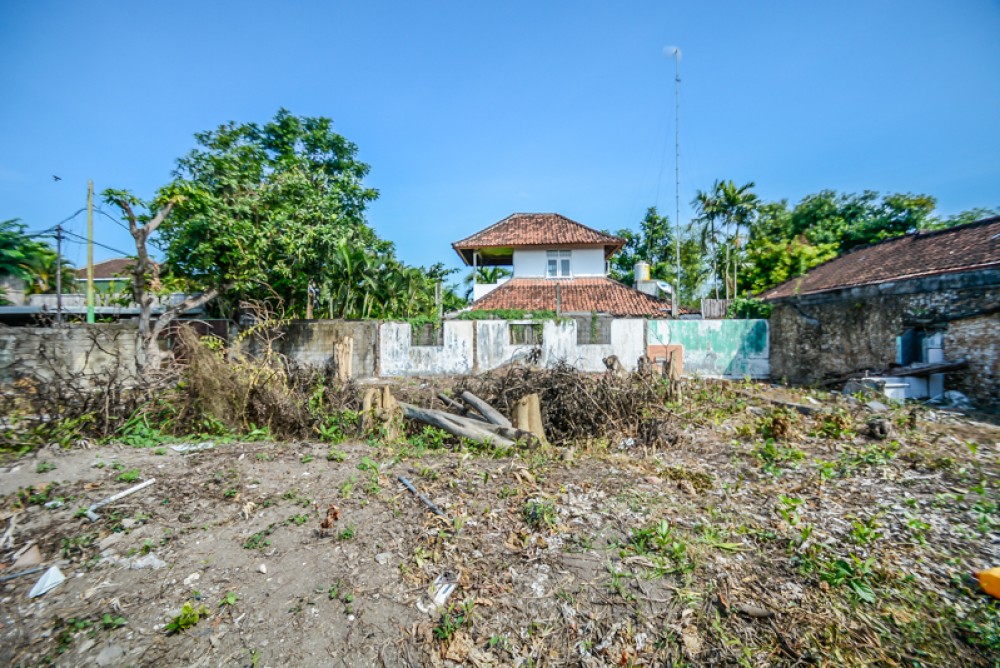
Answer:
xmin=452 ymin=213 xmax=672 ymax=316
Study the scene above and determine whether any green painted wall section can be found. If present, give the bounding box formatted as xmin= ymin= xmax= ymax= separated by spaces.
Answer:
xmin=647 ymin=319 xmax=770 ymax=378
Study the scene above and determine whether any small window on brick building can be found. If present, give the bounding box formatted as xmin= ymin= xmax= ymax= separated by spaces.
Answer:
xmin=411 ymin=322 xmax=444 ymax=347
xmin=574 ymin=313 xmax=611 ymax=345
xmin=509 ymin=323 xmax=543 ymax=345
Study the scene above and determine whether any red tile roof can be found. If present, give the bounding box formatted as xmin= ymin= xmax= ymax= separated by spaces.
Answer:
xmin=453 ymin=213 xmax=625 ymax=265
xmin=77 ymin=258 xmax=134 ymax=280
xmin=759 ymin=217 xmax=1000 ymax=301
xmin=468 ymin=277 xmax=673 ymax=317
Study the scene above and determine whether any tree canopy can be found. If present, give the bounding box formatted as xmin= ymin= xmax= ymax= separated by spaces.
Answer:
xmin=0 ymin=218 xmax=73 ymax=299
xmin=607 ymin=207 xmax=706 ymax=308
xmin=105 ymin=109 xmax=460 ymax=322
xmin=611 ymin=189 xmax=993 ymax=307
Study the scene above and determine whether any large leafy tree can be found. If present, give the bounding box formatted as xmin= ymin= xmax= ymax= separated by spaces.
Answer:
xmin=608 ymin=207 xmax=675 ymax=285
xmin=104 ymin=109 xmax=454 ymax=372
xmin=607 ymin=206 xmax=704 ymax=308
xmin=159 ymin=109 xmax=382 ymax=315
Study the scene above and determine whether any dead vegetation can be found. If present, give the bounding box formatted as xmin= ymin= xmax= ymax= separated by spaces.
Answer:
xmin=1 ymin=336 xmax=999 ymax=666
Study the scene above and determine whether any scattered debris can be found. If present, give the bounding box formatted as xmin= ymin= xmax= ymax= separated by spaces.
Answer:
xmin=11 ymin=542 xmax=41 ymax=568
xmin=170 ymin=442 xmax=215 ymax=453
xmin=867 ymin=417 xmax=895 ymax=440
xmin=0 ymin=565 xmax=46 ymax=583
xmin=974 ymin=567 xmax=1000 ymax=599
xmin=27 ymin=565 xmax=65 ymax=598
xmin=84 ymin=478 xmax=156 ymax=522
xmin=320 ymin=504 xmax=341 ymax=532
xmin=398 ymin=475 xmax=448 ymax=520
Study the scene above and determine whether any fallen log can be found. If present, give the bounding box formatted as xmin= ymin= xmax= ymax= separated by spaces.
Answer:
xmin=436 ymin=392 xmax=470 ymax=415
xmin=399 ymin=402 xmax=517 ymax=448
xmin=459 ymin=391 xmax=512 ymax=428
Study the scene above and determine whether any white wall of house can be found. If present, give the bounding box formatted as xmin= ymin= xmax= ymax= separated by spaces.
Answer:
xmin=512 ymin=247 xmax=606 ymax=278
xmin=472 ymin=276 xmax=510 ymax=301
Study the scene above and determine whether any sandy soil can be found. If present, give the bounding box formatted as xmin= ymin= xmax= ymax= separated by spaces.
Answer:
xmin=1 ymin=385 xmax=999 ymax=667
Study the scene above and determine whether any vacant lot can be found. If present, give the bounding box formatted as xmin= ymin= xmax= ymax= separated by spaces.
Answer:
xmin=1 ymin=379 xmax=998 ymax=667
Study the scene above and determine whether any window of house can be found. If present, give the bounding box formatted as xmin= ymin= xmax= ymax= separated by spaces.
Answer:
xmin=509 ymin=323 xmax=543 ymax=345
xmin=574 ymin=313 xmax=612 ymax=345
xmin=546 ymin=250 xmax=571 ymax=278
xmin=411 ymin=322 xmax=444 ymax=347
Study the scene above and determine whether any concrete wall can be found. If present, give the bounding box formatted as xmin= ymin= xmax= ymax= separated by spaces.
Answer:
xmin=648 ymin=319 xmax=770 ymax=378
xmin=278 ymin=320 xmax=378 ymax=378
xmin=0 ymin=277 xmax=26 ymax=306
xmin=513 ymin=247 xmax=606 ymax=277
xmin=0 ymin=323 xmax=138 ymax=385
xmin=379 ymin=321 xmax=475 ymax=376
xmin=768 ymin=268 xmax=1000 ymax=408
xmin=475 ymin=318 xmax=645 ymax=372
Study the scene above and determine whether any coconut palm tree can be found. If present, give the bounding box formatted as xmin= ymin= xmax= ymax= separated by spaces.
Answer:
xmin=692 ymin=186 xmax=724 ymax=299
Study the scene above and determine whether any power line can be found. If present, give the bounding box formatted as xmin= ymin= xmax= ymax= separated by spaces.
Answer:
xmin=60 ymin=229 xmax=133 ymax=257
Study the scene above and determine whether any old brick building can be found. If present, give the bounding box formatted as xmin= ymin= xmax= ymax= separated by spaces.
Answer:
xmin=760 ymin=216 xmax=1000 ymax=409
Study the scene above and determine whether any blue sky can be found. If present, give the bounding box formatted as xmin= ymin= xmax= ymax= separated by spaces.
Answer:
xmin=2 ymin=1 xmax=998 ymax=277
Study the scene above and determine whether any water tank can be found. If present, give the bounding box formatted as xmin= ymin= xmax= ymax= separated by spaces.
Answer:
xmin=633 ymin=261 xmax=651 ymax=283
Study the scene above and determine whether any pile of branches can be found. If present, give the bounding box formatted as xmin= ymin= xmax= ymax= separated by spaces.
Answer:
xmin=173 ymin=324 xmax=360 ymax=440
xmin=455 ymin=362 xmax=680 ymax=447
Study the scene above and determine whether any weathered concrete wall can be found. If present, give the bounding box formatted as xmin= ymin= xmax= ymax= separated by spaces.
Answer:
xmin=768 ymin=269 xmax=1000 ymax=408
xmin=476 ymin=319 xmax=646 ymax=372
xmin=278 ymin=320 xmax=378 ymax=378
xmin=647 ymin=319 xmax=770 ymax=378
xmin=0 ymin=323 xmax=139 ymax=385
xmin=379 ymin=321 xmax=475 ymax=376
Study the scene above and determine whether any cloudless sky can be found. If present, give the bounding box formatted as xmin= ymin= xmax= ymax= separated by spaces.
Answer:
xmin=2 ymin=1 xmax=998 ymax=279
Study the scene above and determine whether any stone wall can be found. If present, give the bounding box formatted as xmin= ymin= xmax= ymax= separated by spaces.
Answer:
xmin=0 ymin=323 xmax=139 ymax=385
xmin=768 ymin=269 xmax=1000 ymax=408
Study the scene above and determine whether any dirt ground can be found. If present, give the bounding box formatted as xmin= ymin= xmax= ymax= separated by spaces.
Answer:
xmin=1 ymin=381 xmax=999 ymax=667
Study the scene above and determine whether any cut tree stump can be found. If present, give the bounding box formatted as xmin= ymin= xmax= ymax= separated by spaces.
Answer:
xmin=332 ymin=337 xmax=353 ymax=383
xmin=362 ymin=386 xmax=403 ymax=442
xmin=512 ymin=393 xmax=548 ymax=446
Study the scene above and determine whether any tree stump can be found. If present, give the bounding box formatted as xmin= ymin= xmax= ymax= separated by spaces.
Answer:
xmin=332 ymin=337 xmax=353 ymax=384
xmin=512 ymin=393 xmax=548 ymax=446
xmin=664 ymin=349 xmax=683 ymax=402
xmin=362 ymin=386 xmax=403 ymax=442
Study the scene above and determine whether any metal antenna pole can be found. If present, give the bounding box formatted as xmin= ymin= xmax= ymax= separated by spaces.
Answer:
xmin=669 ymin=47 xmax=682 ymax=317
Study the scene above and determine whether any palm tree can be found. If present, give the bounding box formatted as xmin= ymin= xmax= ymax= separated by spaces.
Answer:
xmin=692 ymin=186 xmax=724 ymax=299
xmin=692 ymin=181 xmax=760 ymax=300
xmin=716 ymin=180 xmax=759 ymax=296
xmin=464 ymin=266 xmax=512 ymax=300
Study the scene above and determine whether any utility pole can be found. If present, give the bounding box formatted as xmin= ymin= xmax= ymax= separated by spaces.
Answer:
xmin=55 ymin=224 xmax=63 ymax=324
xmin=86 ymin=180 xmax=95 ymax=324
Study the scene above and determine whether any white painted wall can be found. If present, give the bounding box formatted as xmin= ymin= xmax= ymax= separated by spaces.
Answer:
xmin=513 ymin=250 xmax=547 ymax=277
xmin=512 ymin=247 xmax=606 ymax=278
xmin=472 ymin=276 xmax=510 ymax=301
xmin=477 ymin=318 xmax=646 ymax=372
xmin=379 ymin=321 xmax=475 ymax=376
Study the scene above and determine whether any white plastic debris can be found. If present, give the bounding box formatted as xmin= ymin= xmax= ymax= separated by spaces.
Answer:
xmin=28 ymin=566 xmax=65 ymax=598
xmin=130 ymin=554 xmax=166 ymax=570
xmin=170 ymin=442 xmax=215 ymax=453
